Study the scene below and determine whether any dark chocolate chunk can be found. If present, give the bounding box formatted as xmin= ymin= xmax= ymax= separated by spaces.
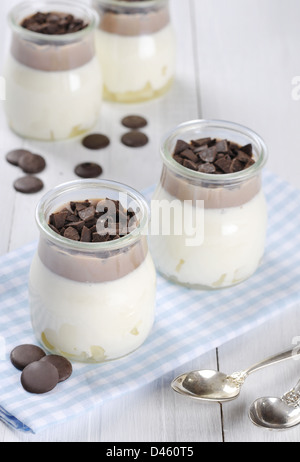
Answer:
xmin=121 ymin=115 xmax=148 ymax=129
xmin=21 ymin=361 xmax=59 ymax=394
xmin=82 ymin=134 xmax=110 ymax=150
xmin=180 ymin=149 xmax=199 ymax=163
xmin=18 ymin=152 xmax=46 ymax=174
xmin=240 ymin=144 xmax=253 ymax=156
xmin=6 ymin=149 xmax=32 ymax=166
xmin=230 ymin=158 xmax=244 ymax=173
xmin=78 ymin=205 xmax=96 ymax=222
xmin=64 ymin=227 xmax=80 ymax=241
xmin=215 ymin=140 xmax=229 ymax=153
xmin=75 ymin=163 xmax=103 ymax=179
xmin=198 ymin=163 xmax=216 ymax=174
xmin=40 ymin=355 xmax=72 ymax=383
xmin=214 ymin=155 xmax=232 ymax=173
xmin=81 ymin=226 xmax=92 ymax=242
xmin=13 ymin=176 xmax=44 ymax=194
xmin=191 ymin=138 xmax=212 ymax=147
xmin=121 ymin=131 xmax=149 ymax=148
xmin=174 ymin=139 xmax=190 ymax=155
xmin=199 ymin=146 xmax=217 ymax=163
xmin=236 ymin=150 xmax=252 ymax=163
xmin=50 ymin=211 xmax=68 ymax=229
xmin=183 ymin=159 xmax=198 ymax=171
xmin=10 ymin=344 xmax=46 ymax=371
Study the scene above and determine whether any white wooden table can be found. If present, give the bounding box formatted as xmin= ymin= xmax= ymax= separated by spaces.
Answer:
xmin=1 ymin=0 xmax=300 ymax=443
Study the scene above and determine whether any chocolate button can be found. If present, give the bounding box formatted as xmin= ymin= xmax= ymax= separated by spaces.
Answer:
xmin=82 ymin=134 xmax=110 ymax=150
xmin=121 ymin=115 xmax=148 ymax=130
xmin=75 ymin=162 xmax=103 ymax=178
xmin=121 ymin=131 xmax=149 ymax=148
xmin=14 ymin=176 xmax=44 ymax=194
xmin=18 ymin=152 xmax=46 ymax=174
xmin=40 ymin=355 xmax=72 ymax=383
xmin=21 ymin=361 xmax=59 ymax=394
xmin=5 ymin=149 xmax=32 ymax=166
xmin=10 ymin=344 xmax=46 ymax=371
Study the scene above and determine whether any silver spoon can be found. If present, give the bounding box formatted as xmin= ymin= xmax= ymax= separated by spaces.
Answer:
xmin=249 ymin=380 xmax=300 ymax=430
xmin=171 ymin=347 xmax=300 ymax=403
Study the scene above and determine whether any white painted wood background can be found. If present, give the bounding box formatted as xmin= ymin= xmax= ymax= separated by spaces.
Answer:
xmin=1 ymin=0 xmax=300 ymax=442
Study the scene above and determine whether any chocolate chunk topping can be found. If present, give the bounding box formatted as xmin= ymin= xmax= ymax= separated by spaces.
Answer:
xmin=75 ymin=163 xmax=103 ymax=179
xmin=48 ymin=199 xmax=138 ymax=243
xmin=121 ymin=115 xmax=148 ymax=129
xmin=40 ymin=355 xmax=72 ymax=383
xmin=82 ymin=134 xmax=110 ymax=150
xmin=173 ymin=137 xmax=255 ymax=175
xmin=6 ymin=149 xmax=32 ymax=166
xmin=13 ymin=176 xmax=44 ymax=194
xmin=21 ymin=361 xmax=59 ymax=394
xmin=18 ymin=152 xmax=46 ymax=174
xmin=121 ymin=131 xmax=149 ymax=148
xmin=21 ymin=12 xmax=88 ymax=35
xmin=10 ymin=344 xmax=46 ymax=371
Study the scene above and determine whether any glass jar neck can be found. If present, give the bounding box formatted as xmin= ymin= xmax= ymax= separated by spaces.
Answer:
xmin=159 ymin=120 xmax=268 ymax=209
xmin=94 ymin=0 xmax=170 ymax=36
xmin=9 ymin=1 xmax=98 ymax=71
xmin=36 ymin=180 xmax=150 ymax=283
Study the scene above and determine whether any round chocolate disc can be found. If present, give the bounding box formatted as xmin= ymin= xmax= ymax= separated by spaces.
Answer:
xmin=40 ymin=355 xmax=72 ymax=382
xmin=121 ymin=131 xmax=149 ymax=148
xmin=18 ymin=152 xmax=46 ymax=174
xmin=6 ymin=149 xmax=32 ymax=166
xmin=21 ymin=361 xmax=59 ymax=394
xmin=13 ymin=176 xmax=44 ymax=194
xmin=10 ymin=344 xmax=46 ymax=371
xmin=121 ymin=115 xmax=148 ymax=130
xmin=75 ymin=162 xmax=103 ymax=179
xmin=82 ymin=134 xmax=110 ymax=150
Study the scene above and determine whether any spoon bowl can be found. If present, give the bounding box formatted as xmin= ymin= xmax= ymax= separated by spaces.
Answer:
xmin=249 ymin=397 xmax=300 ymax=430
xmin=171 ymin=370 xmax=241 ymax=402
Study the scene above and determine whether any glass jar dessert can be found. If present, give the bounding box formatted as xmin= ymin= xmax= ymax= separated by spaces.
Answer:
xmin=93 ymin=0 xmax=176 ymax=103
xmin=149 ymin=120 xmax=269 ymax=290
xmin=29 ymin=180 xmax=156 ymax=363
xmin=4 ymin=0 xmax=102 ymax=141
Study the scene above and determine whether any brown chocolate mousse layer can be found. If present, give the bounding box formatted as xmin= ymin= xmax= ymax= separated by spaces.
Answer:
xmin=11 ymin=11 xmax=94 ymax=71
xmin=95 ymin=0 xmax=170 ymax=36
xmin=161 ymin=138 xmax=261 ymax=209
xmin=38 ymin=198 xmax=148 ymax=283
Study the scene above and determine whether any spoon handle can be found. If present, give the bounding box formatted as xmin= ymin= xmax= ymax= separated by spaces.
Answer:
xmin=244 ymin=347 xmax=300 ymax=377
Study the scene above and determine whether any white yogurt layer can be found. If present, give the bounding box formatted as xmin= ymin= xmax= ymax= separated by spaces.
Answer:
xmin=4 ymin=55 xmax=102 ymax=141
xmin=29 ymin=252 xmax=156 ymax=362
xmin=149 ymin=188 xmax=268 ymax=289
xmin=95 ymin=24 xmax=175 ymax=100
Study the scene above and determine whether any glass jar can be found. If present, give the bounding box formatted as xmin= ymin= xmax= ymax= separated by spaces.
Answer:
xmin=149 ymin=120 xmax=269 ymax=290
xmin=4 ymin=0 xmax=102 ymax=141
xmin=93 ymin=0 xmax=176 ymax=103
xmin=29 ymin=180 xmax=156 ymax=363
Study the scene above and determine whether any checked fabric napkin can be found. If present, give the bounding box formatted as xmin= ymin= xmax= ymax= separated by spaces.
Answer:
xmin=0 ymin=169 xmax=300 ymax=434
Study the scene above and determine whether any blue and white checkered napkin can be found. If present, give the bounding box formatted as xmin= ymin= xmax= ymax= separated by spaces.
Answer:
xmin=1 ymin=170 xmax=300 ymax=434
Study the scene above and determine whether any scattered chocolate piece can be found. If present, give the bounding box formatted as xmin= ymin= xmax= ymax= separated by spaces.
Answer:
xmin=121 ymin=115 xmax=148 ymax=130
xmin=10 ymin=344 xmax=46 ymax=371
xmin=121 ymin=131 xmax=149 ymax=148
xmin=172 ymin=137 xmax=256 ymax=175
xmin=75 ymin=162 xmax=103 ymax=179
xmin=21 ymin=11 xmax=88 ymax=35
xmin=82 ymin=134 xmax=110 ymax=150
xmin=40 ymin=355 xmax=72 ymax=383
xmin=18 ymin=152 xmax=46 ymax=174
xmin=13 ymin=176 xmax=44 ymax=194
xmin=5 ymin=149 xmax=31 ymax=166
xmin=48 ymin=199 xmax=138 ymax=243
xmin=21 ymin=361 xmax=59 ymax=394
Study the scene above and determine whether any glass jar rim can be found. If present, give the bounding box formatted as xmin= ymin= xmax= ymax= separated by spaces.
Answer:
xmin=36 ymin=179 xmax=150 ymax=252
xmin=160 ymin=119 xmax=269 ymax=185
xmin=94 ymin=0 xmax=167 ymax=9
xmin=9 ymin=0 xmax=99 ymax=43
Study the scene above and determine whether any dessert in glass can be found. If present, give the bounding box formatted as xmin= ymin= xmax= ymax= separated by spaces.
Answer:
xmin=29 ymin=180 xmax=156 ymax=363
xmin=4 ymin=0 xmax=102 ymax=141
xmin=93 ymin=0 xmax=176 ymax=103
xmin=149 ymin=120 xmax=268 ymax=290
